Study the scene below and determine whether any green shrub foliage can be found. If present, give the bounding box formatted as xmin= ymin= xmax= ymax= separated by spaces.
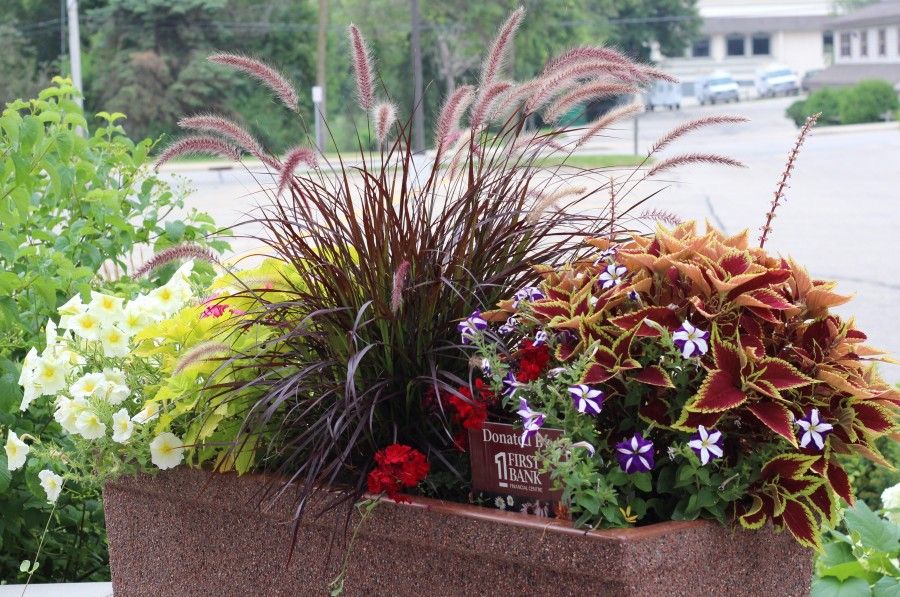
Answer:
xmin=787 ymin=80 xmax=898 ymax=126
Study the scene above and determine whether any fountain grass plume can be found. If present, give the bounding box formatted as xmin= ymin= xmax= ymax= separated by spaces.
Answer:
xmin=208 ymin=53 xmax=298 ymax=111
xmin=154 ymin=136 xmax=241 ymax=169
xmin=348 ymin=24 xmax=375 ymax=110
xmin=132 ymin=243 xmax=221 ymax=279
xmin=276 ymin=147 xmax=319 ymax=197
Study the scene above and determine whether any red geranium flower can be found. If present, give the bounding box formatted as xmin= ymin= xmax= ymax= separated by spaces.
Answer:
xmin=516 ymin=339 xmax=551 ymax=382
xmin=367 ymin=444 xmax=430 ymax=503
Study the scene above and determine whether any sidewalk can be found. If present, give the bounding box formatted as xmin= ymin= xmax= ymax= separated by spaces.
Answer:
xmin=0 ymin=583 xmax=112 ymax=597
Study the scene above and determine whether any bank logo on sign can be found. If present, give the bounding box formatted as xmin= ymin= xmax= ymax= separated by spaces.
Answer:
xmin=494 ymin=452 xmax=510 ymax=488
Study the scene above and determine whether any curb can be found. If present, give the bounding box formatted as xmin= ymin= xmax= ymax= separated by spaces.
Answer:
xmin=811 ymin=121 xmax=899 ymax=136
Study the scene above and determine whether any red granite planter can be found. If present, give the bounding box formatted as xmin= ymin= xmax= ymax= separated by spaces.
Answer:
xmin=103 ymin=468 xmax=812 ymax=596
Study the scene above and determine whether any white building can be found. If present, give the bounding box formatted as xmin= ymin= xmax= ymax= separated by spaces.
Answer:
xmin=807 ymin=0 xmax=900 ymax=89
xmin=658 ymin=0 xmax=834 ymax=95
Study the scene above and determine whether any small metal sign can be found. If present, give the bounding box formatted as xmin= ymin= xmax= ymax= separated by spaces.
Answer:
xmin=468 ymin=422 xmax=563 ymax=501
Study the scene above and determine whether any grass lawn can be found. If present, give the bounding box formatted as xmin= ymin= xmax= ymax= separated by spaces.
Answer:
xmin=533 ymin=153 xmax=646 ymax=169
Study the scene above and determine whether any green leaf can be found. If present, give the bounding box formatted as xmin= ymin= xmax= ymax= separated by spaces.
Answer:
xmin=632 ymin=472 xmax=652 ymax=492
xmin=873 ymin=576 xmax=900 ymax=597
xmin=844 ymin=501 xmax=900 ymax=554
xmin=819 ymin=541 xmax=856 ymax=568
xmin=818 ymin=560 xmax=874 ymax=583
xmin=811 ymin=576 xmax=872 ymax=597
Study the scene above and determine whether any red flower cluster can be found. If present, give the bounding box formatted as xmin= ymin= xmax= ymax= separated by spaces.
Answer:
xmin=515 ymin=339 xmax=551 ymax=382
xmin=366 ymin=444 xmax=430 ymax=503
xmin=448 ymin=379 xmax=496 ymax=450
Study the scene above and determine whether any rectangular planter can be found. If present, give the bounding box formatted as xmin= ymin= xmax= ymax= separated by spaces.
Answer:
xmin=103 ymin=468 xmax=812 ymax=596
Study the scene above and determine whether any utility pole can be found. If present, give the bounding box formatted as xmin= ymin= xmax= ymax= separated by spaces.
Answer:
xmin=66 ymin=0 xmax=83 ymax=108
xmin=410 ymin=0 xmax=425 ymax=153
xmin=314 ymin=0 xmax=328 ymax=152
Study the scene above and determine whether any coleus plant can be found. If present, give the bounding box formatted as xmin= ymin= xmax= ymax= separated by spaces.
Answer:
xmin=471 ymin=222 xmax=898 ymax=549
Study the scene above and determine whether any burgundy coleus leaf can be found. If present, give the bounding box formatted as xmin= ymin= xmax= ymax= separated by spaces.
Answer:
xmin=582 ymin=347 xmax=616 ymax=384
xmin=781 ymin=498 xmax=821 ymax=550
xmin=851 ymin=401 xmax=896 ymax=434
xmin=760 ymin=453 xmax=818 ymax=481
xmin=631 ymin=365 xmax=674 ymax=388
xmin=826 ymin=459 xmax=854 ymax=505
xmin=725 ymin=269 xmax=792 ymax=301
xmin=673 ymin=409 xmax=723 ymax=431
xmin=609 ymin=307 xmax=681 ymax=337
xmin=719 ymin=252 xmax=751 ymax=277
xmin=689 ymin=369 xmax=747 ymax=412
xmin=639 ymin=394 xmax=672 ymax=426
xmin=756 ymin=358 xmax=815 ymax=391
xmin=808 ymin=484 xmax=839 ymax=525
xmin=777 ymin=474 xmax=822 ymax=496
xmin=745 ymin=288 xmax=792 ymax=310
xmin=737 ymin=495 xmax=768 ymax=530
xmin=531 ymin=300 xmax=571 ymax=321
xmin=747 ymin=306 xmax=780 ymax=323
xmin=746 ymin=400 xmax=797 ymax=445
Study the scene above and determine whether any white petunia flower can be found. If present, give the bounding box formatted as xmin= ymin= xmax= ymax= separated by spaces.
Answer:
xmin=69 ymin=311 xmax=103 ymax=341
xmin=38 ymin=470 xmax=63 ymax=503
xmin=5 ymin=431 xmax=29 ymax=471
xmin=70 ymin=372 xmax=106 ymax=399
xmin=101 ymin=369 xmax=131 ymax=405
xmin=88 ymin=292 xmax=125 ymax=326
xmin=58 ymin=294 xmax=86 ymax=328
xmin=111 ymin=409 xmax=134 ymax=443
xmin=54 ymin=397 xmax=89 ymax=435
xmin=150 ymin=432 xmax=185 ymax=470
xmin=33 ymin=355 xmax=69 ymax=396
xmin=18 ymin=348 xmax=40 ymax=411
xmin=120 ymin=301 xmax=152 ymax=335
xmin=132 ymin=402 xmax=160 ymax=424
xmin=75 ymin=410 xmax=106 ymax=440
xmin=100 ymin=325 xmax=130 ymax=358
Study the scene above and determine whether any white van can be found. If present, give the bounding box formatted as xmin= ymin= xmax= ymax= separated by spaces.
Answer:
xmin=645 ymin=80 xmax=682 ymax=111
xmin=697 ymin=72 xmax=740 ymax=105
xmin=756 ymin=65 xmax=800 ymax=97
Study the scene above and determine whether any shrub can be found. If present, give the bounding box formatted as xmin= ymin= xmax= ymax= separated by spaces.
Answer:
xmin=787 ymin=87 xmax=841 ymax=126
xmin=0 ymin=78 xmax=225 ymax=582
xmin=839 ymin=80 xmax=899 ymax=124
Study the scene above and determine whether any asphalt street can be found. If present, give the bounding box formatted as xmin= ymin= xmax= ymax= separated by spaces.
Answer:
xmin=166 ymin=96 xmax=900 ymax=382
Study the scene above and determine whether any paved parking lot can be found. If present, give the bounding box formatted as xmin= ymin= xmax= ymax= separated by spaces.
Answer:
xmin=169 ymin=96 xmax=900 ymax=381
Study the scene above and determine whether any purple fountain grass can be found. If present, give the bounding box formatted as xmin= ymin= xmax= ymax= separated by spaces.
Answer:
xmin=178 ymin=114 xmax=279 ymax=169
xmin=544 ymin=81 xmax=637 ymax=123
xmin=646 ymin=153 xmax=746 ymax=178
xmin=480 ymin=7 xmax=525 ymax=88
xmin=526 ymin=186 xmax=587 ymax=224
xmin=526 ymin=61 xmax=642 ymax=113
xmin=131 ymin=243 xmax=221 ymax=279
xmin=543 ymin=46 xmax=634 ymax=75
xmin=154 ymin=135 xmax=241 ymax=169
xmin=759 ymin=112 xmax=820 ymax=248
xmin=208 ymin=53 xmax=298 ymax=111
xmin=469 ymin=81 xmax=514 ymax=129
xmin=435 ymin=85 xmax=475 ymax=152
xmin=637 ymin=208 xmax=684 ymax=227
xmin=276 ymin=147 xmax=319 ymax=197
xmin=649 ymin=115 xmax=749 ymax=155
xmin=348 ymin=24 xmax=375 ymax=110
xmin=576 ymin=102 xmax=643 ymax=147
xmin=174 ymin=341 xmax=232 ymax=375
xmin=373 ymin=102 xmax=397 ymax=145
xmin=391 ymin=260 xmax=411 ymax=313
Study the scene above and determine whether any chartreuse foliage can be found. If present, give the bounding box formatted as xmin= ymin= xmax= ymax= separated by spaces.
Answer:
xmin=476 ymin=222 xmax=898 ymax=549
xmin=0 ymin=78 xmax=225 ymax=581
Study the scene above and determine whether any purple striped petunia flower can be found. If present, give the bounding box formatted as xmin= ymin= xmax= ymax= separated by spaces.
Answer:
xmin=512 ymin=286 xmax=544 ymax=308
xmin=568 ymin=384 xmax=603 ymax=416
xmin=672 ymin=321 xmax=709 ymax=359
xmin=533 ymin=330 xmax=549 ymax=347
xmin=688 ymin=425 xmax=724 ymax=465
xmin=457 ymin=310 xmax=488 ymax=344
xmin=599 ymin=263 xmax=627 ymax=289
xmin=516 ymin=398 xmax=546 ymax=447
xmin=502 ymin=371 xmax=519 ymax=396
xmin=796 ymin=408 xmax=833 ymax=450
xmin=616 ymin=434 xmax=655 ymax=474
xmin=498 ymin=315 xmax=518 ymax=335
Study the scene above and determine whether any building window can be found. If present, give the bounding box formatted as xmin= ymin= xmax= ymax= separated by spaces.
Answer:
xmin=860 ymin=30 xmax=868 ymax=57
xmin=751 ymin=33 xmax=771 ymax=55
xmin=840 ymin=32 xmax=851 ymax=57
xmin=877 ymin=29 xmax=886 ymax=56
xmin=691 ymin=37 xmax=711 ymax=58
xmin=726 ymin=34 xmax=746 ymax=56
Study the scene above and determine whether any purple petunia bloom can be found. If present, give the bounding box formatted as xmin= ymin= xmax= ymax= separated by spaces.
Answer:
xmin=616 ymin=434 xmax=655 ymax=474
xmin=688 ymin=425 xmax=724 ymax=465
xmin=502 ymin=371 xmax=519 ymax=396
xmin=672 ymin=321 xmax=709 ymax=358
xmin=627 ymin=290 xmax=641 ymax=302
xmin=556 ymin=329 xmax=577 ymax=345
xmin=480 ymin=359 xmax=492 ymax=377
xmin=593 ymin=246 xmax=618 ymax=266
xmin=568 ymin=384 xmax=604 ymax=416
xmin=796 ymin=408 xmax=833 ymax=450
xmin=498 ymin=316 xmax=518 ymax=335
xmin=533 ymin=330 xmax=549 ymax=347
xmin=599 ymin=263 xmax=627 ymax=289
xmin=457 ymin=310 xmax=488 ymax=344
xmin=512 ymin=286 xmax=544 ymax=308
xmin=516 ymin=398 xmax=546 ymax=447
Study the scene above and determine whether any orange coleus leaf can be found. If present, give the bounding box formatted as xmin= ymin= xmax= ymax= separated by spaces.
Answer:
xmin=733 ymin=288 xmax=793 ymax=310
xmin=805 ymin=286 xmax=851 ymax=316
xmin=609 ymin=307 xmax=680 ymax=337
xmin=631 ymin=365 xmax=674 ymax=388
xmin=781 ymin=498 xmax=821 ymax=550
xmin=689 ymin=369 xmax=747 ymax=412
xmin=725 ymin=269 xmax=791 ymax=301
xmin=746 ymin=401 xmax=797 ymax=446
xmin=756 ymin=358 xmax=815 ymax=390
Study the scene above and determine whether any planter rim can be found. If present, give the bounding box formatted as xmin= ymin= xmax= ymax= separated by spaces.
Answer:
xmin=107 ymin=469 xmax=719 ymax=543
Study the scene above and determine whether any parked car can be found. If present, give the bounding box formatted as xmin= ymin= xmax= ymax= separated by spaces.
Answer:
xmin=756 ymin=64 xmax=801 ymax=97
xmin=697 ymin=72 xmax=740 ymax=105
xmin=801 ymin=69 xmax=822 ymax=93
xmin=645 ymin=79 xmax=682 ymax=111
